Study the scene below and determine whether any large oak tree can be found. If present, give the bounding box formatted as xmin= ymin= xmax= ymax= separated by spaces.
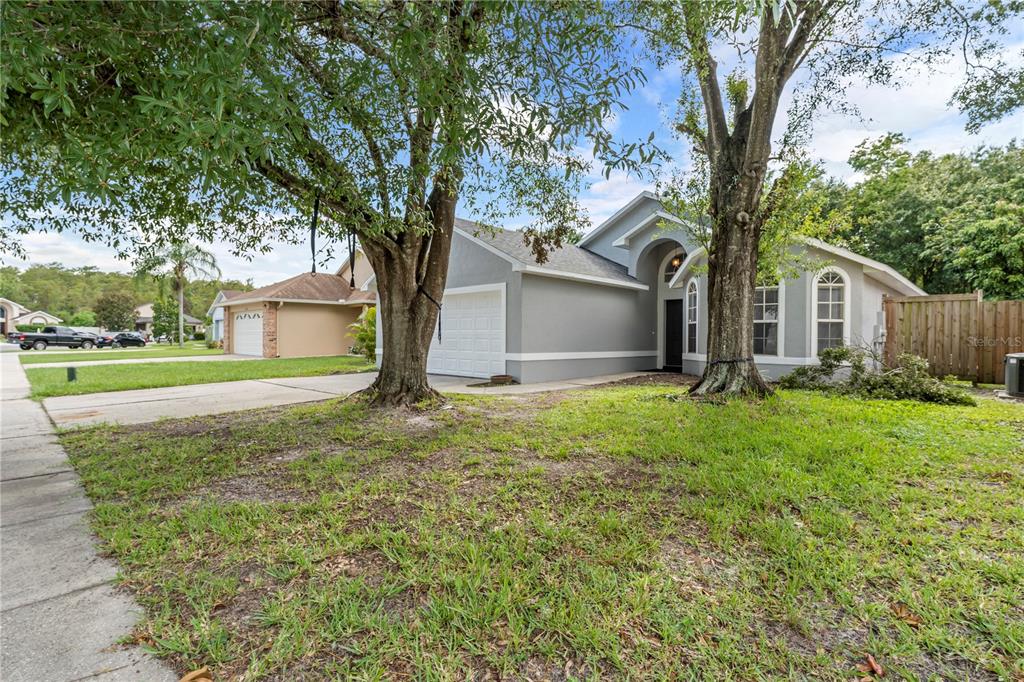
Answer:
xmin=1 ymin=1 xmax=648 ymax=404
xmin=642 ymin=0 xmax=1023 ymax=396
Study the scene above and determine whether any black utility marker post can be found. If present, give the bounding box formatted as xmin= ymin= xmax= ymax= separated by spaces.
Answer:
xmin=66 ymin=367 xmax=77 ymax=382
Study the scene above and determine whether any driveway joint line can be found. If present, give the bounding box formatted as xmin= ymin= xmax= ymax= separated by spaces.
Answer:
xmin=0 ymin=579 xmax=116 ymax=614
xmin=1 ymin=468 xmax=75 ymax=483
xmin=1 ymin=508 xmax=89 ymax=529
xmin=253 ymin=378 xmax=347 ymax=397
xmin=0 ymin=432 xmax=59 ymax=440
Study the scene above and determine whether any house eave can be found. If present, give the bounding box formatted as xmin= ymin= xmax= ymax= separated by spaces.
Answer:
xmin=802 ymin=238 xmax=925 ymax=296
xmin=611 ymin=211 xmax=685 ymax=248
xmin=515 ymin=265 xmax=649 ymax=291
xmin=219 ymin=297 xmax=357 ymax=307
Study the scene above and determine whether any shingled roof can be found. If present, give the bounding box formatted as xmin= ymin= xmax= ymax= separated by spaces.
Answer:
xmin=221 ymin=273 xmax=375 ymax=306
xmin=454 ymin=218 xmax=640 ymax=287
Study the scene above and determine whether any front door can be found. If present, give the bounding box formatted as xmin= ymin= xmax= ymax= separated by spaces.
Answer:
xmin=664 ymin=299 xmax=682 ymax=371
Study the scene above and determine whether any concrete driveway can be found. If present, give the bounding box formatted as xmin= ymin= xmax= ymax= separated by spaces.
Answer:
xmin=44 ymin=371 xmax=648 ymax=428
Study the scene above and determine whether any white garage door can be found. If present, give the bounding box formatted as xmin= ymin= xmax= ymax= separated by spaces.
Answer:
xmin=233 ymin=311 xmax=264 ymax=356
xmin=426 ymin=287 xmax=505 ymax=379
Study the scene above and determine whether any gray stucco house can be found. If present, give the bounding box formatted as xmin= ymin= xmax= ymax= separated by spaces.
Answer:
xmin=376 ymin=191 xmax=924 ymax=383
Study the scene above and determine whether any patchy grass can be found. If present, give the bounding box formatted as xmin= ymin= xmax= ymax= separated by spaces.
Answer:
xmin=20 ymin=346 xmax=223 ymax=365
xmin=28 ymin=355 xmax=373 ymax=398
xmin=60 ymin=384 xmax=1024 ymax=680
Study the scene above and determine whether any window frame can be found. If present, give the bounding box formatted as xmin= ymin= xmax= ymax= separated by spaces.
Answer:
xmin=685 ymin=278 xmax=699 ymax=354
xmin=753 ymin=284 xmax=781 ymax=357
xmin=811 ymin=267 xmax=850 ymax=356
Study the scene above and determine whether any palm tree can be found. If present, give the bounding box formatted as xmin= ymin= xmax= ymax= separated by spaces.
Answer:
xmin=135 ymin=243 xmax=221 ymax=347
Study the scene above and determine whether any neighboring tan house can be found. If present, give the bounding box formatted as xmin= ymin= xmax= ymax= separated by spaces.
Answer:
xmin=207 ymin=290 xmax=243 ymax=342
xmin=1 ymin=299 xmax=63 ymax=334
xmin=12 ymin=310 xmax=63 ymax=327
xmin=336 ymin=249 xmax=375 ymax=291
xmin=374 ymin=191 xmax=925 ymax=383
xmin=0 ymin=298 xmax=30 ymax=335
xmin=134 ymin=302 xmax=204 ymax=337
xmin=217 ymin=270 xmax=375 ymax=358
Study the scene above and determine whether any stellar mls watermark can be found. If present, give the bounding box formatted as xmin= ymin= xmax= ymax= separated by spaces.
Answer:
xmin=967 ymin=336 xmax=1023 ymax=347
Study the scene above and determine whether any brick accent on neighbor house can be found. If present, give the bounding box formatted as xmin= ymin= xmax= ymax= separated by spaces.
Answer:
xmin=0 ymin=301 xmax=14 ymax=336
xmin=223 ymin=307 xmax=232 ymax=353
xmin=262 ymin=302 xmax=278 ymax=358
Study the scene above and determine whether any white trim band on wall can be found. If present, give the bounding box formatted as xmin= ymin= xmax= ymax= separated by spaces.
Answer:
xmin=681 ymin=352 xmax=819 ymax=366
xmin=506 ymin=350 xmax=657 ymax=362
xmin=375 ymin=349 xmax=658 ymax=361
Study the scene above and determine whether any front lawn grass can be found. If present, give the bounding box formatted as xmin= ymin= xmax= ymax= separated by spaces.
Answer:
xmin=20 ymin=346 xmax=223 ymax=365
xmin=60 ymin=384 xmax=1024 ymax=680
xmin=28 ymin=355 xmax=373 ymax=398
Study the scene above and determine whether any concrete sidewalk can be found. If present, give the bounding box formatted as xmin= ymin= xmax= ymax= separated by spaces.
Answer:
xmin=25 ymin=353 xmax=259 ymax=369
xmin=0 ymin=354 xmax=175 ymax=681
xmin=44 ymin=371 xmax=649 ymax=429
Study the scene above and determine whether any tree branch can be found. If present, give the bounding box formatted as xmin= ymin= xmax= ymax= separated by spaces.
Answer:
xmin=674 ymin=121 xmax=709 ymax=156
xmin=682 ymin=8 xmax=728 ymax=158
xmin=287 ymin=43 xmax=393 ymax=215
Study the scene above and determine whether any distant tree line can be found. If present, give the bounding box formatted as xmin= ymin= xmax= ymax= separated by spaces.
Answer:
xmin=0 ymin=263 xmax=251 ymax=325
xmin=813 ymin=136 xmax=1023 ymax=300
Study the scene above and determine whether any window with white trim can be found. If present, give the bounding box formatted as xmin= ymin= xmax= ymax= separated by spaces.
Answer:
xmin=685 ymin=280 xmax=698 ymax=353
xmin=816 ymin=271 xmax=845 ymax=354
xmin=753 ymin=286 xmax=779 ymax=355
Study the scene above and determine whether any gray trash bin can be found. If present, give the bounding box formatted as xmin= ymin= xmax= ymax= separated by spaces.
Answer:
xmin=1005 ymin=352 xmax=1024 ymax=397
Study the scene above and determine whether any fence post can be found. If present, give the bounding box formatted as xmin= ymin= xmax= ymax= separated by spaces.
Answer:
xmin=882 ymin=295 xmax=894 ymax=367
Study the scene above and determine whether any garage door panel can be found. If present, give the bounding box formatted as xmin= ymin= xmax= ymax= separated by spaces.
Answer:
xmin=233 ymin=311 xmax=263 ymax=356
xmin=426 ymin=288 xmax=505 ymax=379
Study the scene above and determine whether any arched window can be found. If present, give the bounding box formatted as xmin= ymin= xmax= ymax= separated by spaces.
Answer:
xmin=663 ymin=249 xmax=684 ymax=283
xmin=815 ymin=269 xmax=847 ymax=354
xmin=686 ymin=279 xmax=698 ymax=353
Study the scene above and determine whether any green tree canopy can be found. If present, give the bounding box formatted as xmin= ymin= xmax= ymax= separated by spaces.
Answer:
xmin=830 ymin=135 xmax=1024 ymax=299
xmin=94 ymin=289 xmax=139 ymax=331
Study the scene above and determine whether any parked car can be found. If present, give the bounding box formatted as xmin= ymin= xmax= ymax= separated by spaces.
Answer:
xmin=9 ymin=326 xmax=100 ymax=350
xmin=97 ymin=331 xmax=147 ymax=348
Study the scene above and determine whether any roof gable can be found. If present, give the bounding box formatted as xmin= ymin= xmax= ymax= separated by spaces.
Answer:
xmin=219 ymin=272 xmax=375 ymax=306
xmin=454 ymin=219 xmax=647 ymax=290
xmin=577 ymin=191 xmax=660 ymax=248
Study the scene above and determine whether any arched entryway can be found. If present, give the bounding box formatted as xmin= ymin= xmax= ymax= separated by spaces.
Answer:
xmin=0 ymin=302 xmax=12 ymax=337
xmin=635 ymin=239 xmax=688 ymax=372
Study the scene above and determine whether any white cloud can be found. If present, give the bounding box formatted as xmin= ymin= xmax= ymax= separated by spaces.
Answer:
xmin=579 ymin=171 xmax=655 ymax=229
xmin=12 ymin=233 xmax=133 ymax=272
xmin=778 ymin=41 xmax=1024 ymax=180
xmin=5 ymin=231 xmax=343 ymax=287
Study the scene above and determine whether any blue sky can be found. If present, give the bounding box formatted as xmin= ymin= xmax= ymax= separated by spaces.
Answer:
xmin=7 ymin=31 xmax=1023 ymax=286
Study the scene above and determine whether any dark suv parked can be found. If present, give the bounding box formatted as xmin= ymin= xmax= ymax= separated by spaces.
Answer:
xmin=97 ymin=331 xmax=147 ymax=348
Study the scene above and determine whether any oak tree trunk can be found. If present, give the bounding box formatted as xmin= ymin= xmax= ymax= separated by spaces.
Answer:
xmin=360 ymin=188 xmax=457 ymax=407
xmin=691 ymin=149 xmax=772 ymax=397
xmin=370 ymin=272 xmax=442 ymax=406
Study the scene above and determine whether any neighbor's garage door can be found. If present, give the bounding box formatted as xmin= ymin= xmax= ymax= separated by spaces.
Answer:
xmin=426 ymin=288 xmax=505 ymax=378
xmin=233 ymin=311 xmax=263 ymax=356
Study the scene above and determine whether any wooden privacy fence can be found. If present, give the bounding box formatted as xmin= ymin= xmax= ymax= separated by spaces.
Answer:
xmin=883 ymin=291 xmax=1024 ymax=384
